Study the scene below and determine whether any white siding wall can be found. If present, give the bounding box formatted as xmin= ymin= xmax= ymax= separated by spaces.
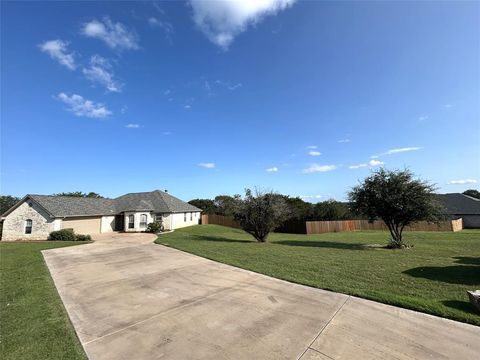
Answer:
xmin=170 ymin=211 xmax=201 ymax=229
xmin=123 ymin=212 xmax=154 ymax=232
xmin=2 ymin=200 xmax=54 ymax=241
xmin=101 ymin=216 xmax=116 ymax=233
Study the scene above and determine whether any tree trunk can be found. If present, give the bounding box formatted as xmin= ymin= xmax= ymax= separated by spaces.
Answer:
xmin=384 ymin=220 xmax=404 ymax=248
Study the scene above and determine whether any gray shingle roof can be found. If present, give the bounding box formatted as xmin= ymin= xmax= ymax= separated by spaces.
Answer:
xmin=437 ymin=193 xmax=480 ymax=215
xmin=114 ymin=190 xmax=201 ymax=213
xmin=21 ymin=190 xmax=201 ymax=218
xmin=29 ymin=195 xmax=117 ymax=217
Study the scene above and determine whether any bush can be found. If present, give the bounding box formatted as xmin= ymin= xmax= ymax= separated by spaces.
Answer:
xmin=145 ymin=221 xmax=164 ymax=233
xmin=75 ymin=234 xmax=91 ymax=241
xmin=48 ymin=229 xmax=75 ymax=241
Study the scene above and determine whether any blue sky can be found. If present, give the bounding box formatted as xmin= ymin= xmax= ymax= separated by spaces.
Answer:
xmin=1 ymin=1 xmax=479 ymax=202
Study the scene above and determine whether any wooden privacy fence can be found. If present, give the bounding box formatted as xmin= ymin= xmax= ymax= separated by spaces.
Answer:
xmin=201 ymin=214 xmax=463 ymax=234
xmin=306 ymin=218 xmax=463 ymax=234
xmin=201 ymin=214 xmax=242 ymax=229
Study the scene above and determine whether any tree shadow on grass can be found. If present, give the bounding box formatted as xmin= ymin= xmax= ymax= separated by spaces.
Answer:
xmin=273 ymin=240 xmax=367 ymax=250
xmin=442 ymin=300 xmax=480 ymax=316
xmin=453 ymin=256 xmax=480 ymax=266
xmin=403 ymin=265 xmax=480 ymax=285
xmin=190 ymin=235 xmax=253 ymax=244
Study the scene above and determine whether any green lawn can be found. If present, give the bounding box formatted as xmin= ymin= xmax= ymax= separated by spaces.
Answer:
xmin=0 ymin=242 xmax=88 ymax=360
xmin=155 ymin=225 xmax=480 ymax=326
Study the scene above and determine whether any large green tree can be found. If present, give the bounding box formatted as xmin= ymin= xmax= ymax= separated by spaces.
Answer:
xmin=0 ymin=195 xmax=20 ymax=214
xmin=349 ymin=168 xmax=443 ymax=248
xmin=463 ymin=189 xmax=480 ymax=200
xmin=188 ymin=199 xmax=216 ymax=214
xmin=233 ymin=189 xmax=290 ymax=242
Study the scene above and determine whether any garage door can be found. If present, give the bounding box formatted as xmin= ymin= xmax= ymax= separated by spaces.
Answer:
xmin=62 ymin=217 xmax=101 ymax=234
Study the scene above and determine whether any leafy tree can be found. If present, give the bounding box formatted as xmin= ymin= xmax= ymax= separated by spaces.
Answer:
xmin=214 ymin=195 xmax=241 ymax=216
xmin=188 ymin=199 xmax=216 ymax=214
xmin=233 ymin=188 xmax=290 ymax=242
xmin=463 ymin=189 xmax=480 ymax=200
xmin=312 ymin=200 xmax=351 ymax=220
xmin=0 ymin=195 xmax=20 ymax=214
xmin=349 ymin=168 xmax=443 ymax=248
xmin=53 ymin=191 xmax=103 ymax=198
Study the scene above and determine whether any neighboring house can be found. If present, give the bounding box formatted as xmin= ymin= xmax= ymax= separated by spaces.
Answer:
xmin=437 ymin=193 xmax=480 ymax=228
xmin=1 ymin=190 xmax=202 ymax=241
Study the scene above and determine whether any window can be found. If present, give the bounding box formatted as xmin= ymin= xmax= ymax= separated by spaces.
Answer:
xmin=190 ymin=212 xmax=193 ymax=221
xmin=184 ymin=212 xmax=187 ymax=222
xmin=25 ymin=219 xmax=32 ymax=234
xmin=140 ymin=214 xmax=147 ymax=228
xmin=128 ymin=215 xmax=134 ymax=229
xmin=155 ymin=214 xmax=163 ymax=222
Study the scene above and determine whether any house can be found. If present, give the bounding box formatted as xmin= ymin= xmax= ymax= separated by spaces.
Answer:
xmin=1 ymin=190 xmax=202 ymax=241
xmin=437 ymin=193 xmax=480 ymax=228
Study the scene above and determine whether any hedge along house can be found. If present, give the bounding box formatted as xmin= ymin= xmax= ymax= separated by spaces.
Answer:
xmin=0 ymin=190 xmax=202 ymax=241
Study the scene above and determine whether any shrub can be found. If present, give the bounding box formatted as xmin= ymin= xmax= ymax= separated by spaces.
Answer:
xmin=75 ymin=234 xmax=92 ymax=241
xmin=146 ymin=221 xmax=164 ymax=233
xmin=48 ymin=229 xmax=75 ymax=241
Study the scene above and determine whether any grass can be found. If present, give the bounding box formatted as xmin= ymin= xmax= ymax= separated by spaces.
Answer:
xmin=0 ymin=241 xmax=88 ymax=360
xmin=155 ymin=225 xmax=480 ymax=326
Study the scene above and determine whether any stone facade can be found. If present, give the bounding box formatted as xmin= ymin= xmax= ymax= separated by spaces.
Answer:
xmin=2 ymin=201 xmax=54 ymax=241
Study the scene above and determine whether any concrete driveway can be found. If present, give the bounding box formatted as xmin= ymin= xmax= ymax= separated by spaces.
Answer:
xmin=43 ymin=232 xmax=480 ymax=360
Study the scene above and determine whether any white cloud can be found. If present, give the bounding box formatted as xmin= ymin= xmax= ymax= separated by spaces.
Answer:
xmin=448 ymin=179 xmax=477 ymax=185
xmin=198 ymin=162 xmax=215 ymax=168
xmin=303 ymin=164 xmax=337 ymax=174
xmin=307 ymin=145 xmax=317 ymax=149
xmin=300 ymin=194 xmax=324 ymax=200
xmin=148 ymin=17 xmax=174 ymax=42
xmin=368 ymin=159 xmax=384 ymax=167
xmin=189 ymin=0 xmax=296 ymax=49
xmin=418 ymin=116 xmax=429 ymax=121
xmin=228 ymin=83 xmax=242 ymax=90
xmin=184 ymin=104 xmax=191 ymax=109
xmin=56 ymin=93 xmax=112 ymax=118
xmin=266 ymin=167 xmax=278 ymax=172
xmin=371 ymin=147 xmax=422 ymax=158
xmin=444 ymin=103 xmax=453 ymax=108
xmin=81 ymin=17 xmax=139 ymax=50
xmin=125 ymin=123 xmax=140 ymax=128
xmin=308 ymin=150 xmax=321 ymax=156
xmin=162 ymin=131 xmax=173 ymax=135
xmin=349 ymin=159 xmax=384 ymax=169
xmin=38 ymin=40 xmax=76 ymax=70
xmin=82 ymin=55 xmax=123 ymax=92
xmin=121 ymin=105 xmax=128 ymax=114
xmin=338 ymin=139 xmax=350 ymax=143
xmin=349 ymin=163 xmax=367 ymax=169
xmin=384 ymin=147 xmax=421 ymax=155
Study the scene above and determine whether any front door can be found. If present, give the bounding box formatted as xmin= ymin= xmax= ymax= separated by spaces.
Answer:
xmin=114 ymin=214 xmax=124 ymax=231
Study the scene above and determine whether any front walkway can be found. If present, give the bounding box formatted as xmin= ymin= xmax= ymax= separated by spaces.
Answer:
xmin=42 ymin=233 xmax=480 ymax=360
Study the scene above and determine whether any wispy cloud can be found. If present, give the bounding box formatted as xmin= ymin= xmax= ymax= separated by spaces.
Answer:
xmin=338 ymin=139 xmax=350 ymax=143
xmin=189 ymin=0 xmax=297 ymax=49
xmin=303 ymin=164 xmax=337 ymax=174
xmin=300 ymin=194 xmax=325 ymax=201
xmin=125 ymin=123 xmax=140 ymax=129
xmin=162 ymin=131 xmax=173 ymax=135
xmin=38 ymin=39 xmax=76 ymax=70
xmin=198 ymin=162 xmax=215 ymax=169
xmin=82 ymin=55 xmax=123 ymax=92
xmin=308 ymin=150 xmax=321 ymax=156
xmin=307 ymin=145 xmax=317 ymax=149
xmin=371 ymin=147 xmax=422 ymax=158
xmin=214 ymin=80 xmax=242 ymax=91
xmin=266 ymin=167 xmax=278 ymax=172
xmin=444 ymin=103 xmax=453 ymax=109
xmin=448 ymin=179 xmax=477 ymax=185
xmin=81 ymin=17 xmax=139 ymax=50
xmin=121 ymin=105 xmax=128 ymax=114
xmin=184 ymin=104 xmax=191 ymax=109
xmin=418 ymin=116 xmax=429 ymax=121
xmin=56 ymin=93 xmax=111 ymax=118
xmin=148 ymin=17 xmax=174 ymax=43
xmin=349 ymin=159 xmax=384 ymax=169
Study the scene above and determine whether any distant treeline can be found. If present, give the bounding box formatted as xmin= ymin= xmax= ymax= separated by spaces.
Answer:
xmin=188 ymin=195 xmax=364 ymax=221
